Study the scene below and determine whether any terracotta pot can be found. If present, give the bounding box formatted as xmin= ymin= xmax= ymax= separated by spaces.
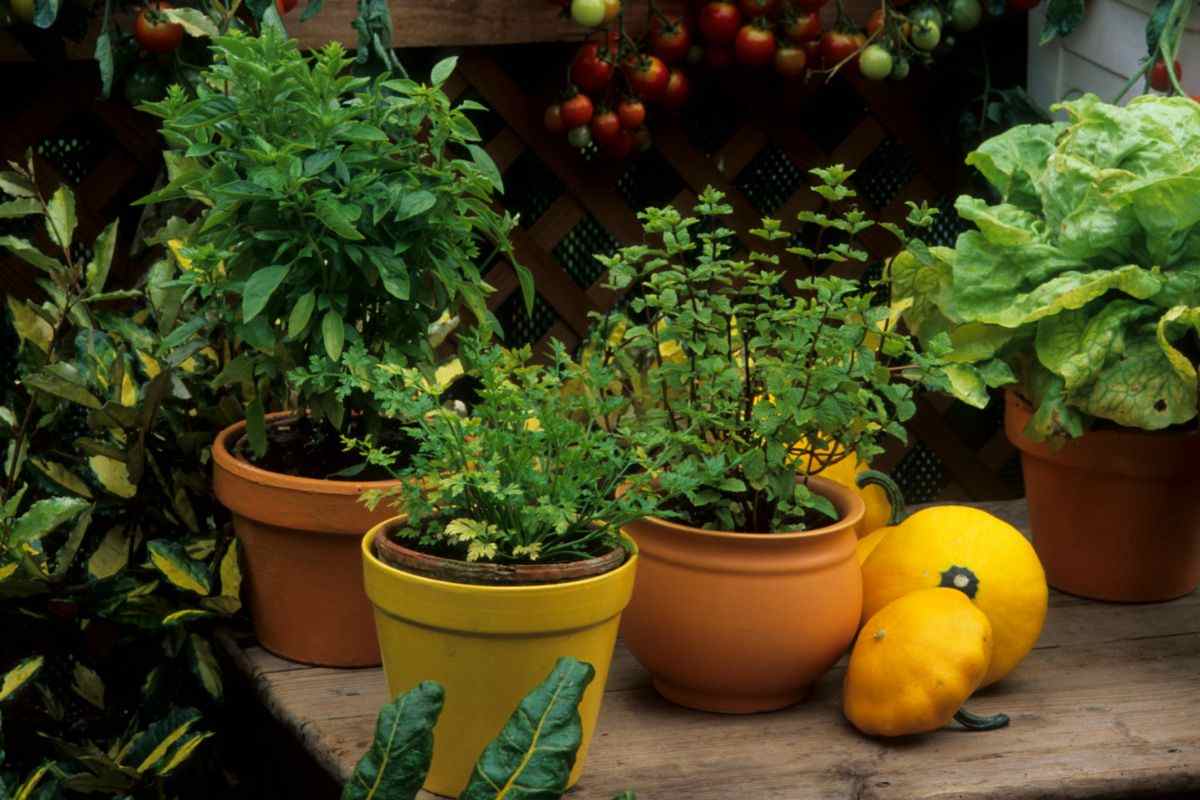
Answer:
xmin=212 ymin=414 xmax=397 ymax=666
xmin=363 ymin=521 xmax=637 ymax=797
xmin=1005 ymin=391 xmax=1200 ymax=602
xmin=620 ymin=475 xmax=864 ymax=714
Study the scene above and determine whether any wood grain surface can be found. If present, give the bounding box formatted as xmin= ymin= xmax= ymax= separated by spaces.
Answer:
xmin=219 ymin=500 xmax=1200 ymax=799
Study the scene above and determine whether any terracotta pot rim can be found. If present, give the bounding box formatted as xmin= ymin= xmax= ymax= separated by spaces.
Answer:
xmin=372 ymin=520 xmax=627 ymax=586
xmin=212 ymin=412 xmax=399 ymax=495
xmin=629 ymin=475 xmax=864 ymax=542
xmin=1005 ymin=389 xmax=1200 ymax=445
xmin=364 ymin=519 xmax=639 ymax=593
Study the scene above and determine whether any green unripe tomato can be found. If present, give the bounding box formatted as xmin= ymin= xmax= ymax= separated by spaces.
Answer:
xmin=571 ymin=0 xmax=607 ymax=27
xmin=859 ymin=44 xmax=894 ymax=81
xmin=890 ymin=56 xmax=910 ymax=80
xmin=949 ymin=0 xmax=982 ymax=31
xmin=911 ymin=19 xmax=941 ymax=50
xmin=567 ymin=124 xmax=593 ymax=149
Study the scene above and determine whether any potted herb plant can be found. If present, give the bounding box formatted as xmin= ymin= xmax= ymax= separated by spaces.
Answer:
xmin=890 ymin=93 xmax=1200 ymax=602
xmin=357 ymin=333 xmax=662 ymax=797
xmin=581 ymin=178 xmax=940 ymax=714
xmin=138 ymin=29 xmax=526 ymax=665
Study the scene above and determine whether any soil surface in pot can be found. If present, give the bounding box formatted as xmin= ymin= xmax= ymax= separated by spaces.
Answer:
xmin=656 ymin=496 xmax=839 ymax=534
xmin=234 ymin=415 xmax=415 ymax=481
xmin=373 ymin=526 xmax=627 ymax=585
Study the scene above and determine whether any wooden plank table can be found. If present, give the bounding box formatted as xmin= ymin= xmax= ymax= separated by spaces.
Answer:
xmin=219 ymin=500 xmax=1200 ymax=799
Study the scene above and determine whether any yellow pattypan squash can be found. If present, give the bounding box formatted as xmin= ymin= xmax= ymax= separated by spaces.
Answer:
xmin=844 ymin=588 xmax=1009 ymax=737
xmin=861 ymin=505 xmax=1048 ymax=687
xmin=855 ymin=524 xmax=892 ymax=565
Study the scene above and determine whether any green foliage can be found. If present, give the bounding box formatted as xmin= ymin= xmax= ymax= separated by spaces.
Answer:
xmin=893 ymin=94 xmax=1200 ymax=440
xmin=581 ymin=177 xmax=942 ymax=533
xmin=1 ymin=162 xmax=240 ymax=796
xmin=342 ymin=657 xmax=634 ymax=800
xmin=137 ymin=28 xmax=526 ymax=456
xmin=354 ymin=333 xmax=667 ymax=564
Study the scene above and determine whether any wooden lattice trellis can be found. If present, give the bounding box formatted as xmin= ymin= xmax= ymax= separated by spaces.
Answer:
xmin=0 ymin=42 xmax=1023 ymax=506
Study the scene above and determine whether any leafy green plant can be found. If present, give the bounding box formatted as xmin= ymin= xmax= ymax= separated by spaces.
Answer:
xmin=341 ymin=657 xmax=635 ymax=800
xmin=354 ymin=332 xmax=666 ymax=565
xmin=137 ymin=28 xmax=528 ymax=461
xmin=0 ymin=161 xmax=241 ymax=796
xmin=579 ymin=176 xmax=943 ymax=534
xmin=891 ymin=93 xmax=1200 ymax=441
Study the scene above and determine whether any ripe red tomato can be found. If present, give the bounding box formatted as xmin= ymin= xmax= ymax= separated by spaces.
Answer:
xmin=662 ymin=68 xmax=689 ymax=110
xmin=603 ymin=128 xmax=635 ymax=159
xmin=651 ymin=17 xmax=692 ymax=64
xmin=276 ymin=0 xmax=298 ymax=13
xmin=134 ymin=1 xmax=183 ymax=54
xmin=820 ymin=30 xmax=862 ymax=69
xmin=774 ymin=44 xmax=807 ymax=78
xmin=699 ymin=1 xmax=742 ymax=44
xmin=625 ymin=53 xmax=670 ymax=101
xmin=1150 ymin=58 xmax=1182 ymax=91
xmin=545 ymin=104 xmax=565 ymax=134
xmin=617 ymin=98 xmax=646 ymax=129
xmin=790 ymin=0 xmax=828 ymax=10
xmin=735 ymin=23 xmax=777 ymax=66
xmin=591 ymin=109 xmax=622 ymax=146
xmin=739 ymin=0 xmax=778 ymax=16
xmin=571 ymin=42 xmax=616 ymax=93
xmin=784 ymin=10 xmax=821 ymax=41
xmin=561 ymin=93 xmax=595 ymax=128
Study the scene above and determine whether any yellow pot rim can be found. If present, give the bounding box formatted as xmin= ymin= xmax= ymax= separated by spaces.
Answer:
xmin=361 ymin=518 xmax=639 ymax=635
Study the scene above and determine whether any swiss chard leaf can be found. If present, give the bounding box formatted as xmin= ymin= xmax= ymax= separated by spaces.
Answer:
xmin=340 ymin=681 xmax=443 ymax=800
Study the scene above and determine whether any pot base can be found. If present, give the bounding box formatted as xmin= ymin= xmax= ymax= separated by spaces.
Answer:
xmin=652 ymin=677 xmax=809 ymax=714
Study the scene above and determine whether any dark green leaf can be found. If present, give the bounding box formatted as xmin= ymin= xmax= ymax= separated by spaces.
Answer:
xmin=340 ymin=681 xmax=444 ymax=800
xmin=0 ymin=198 xmax=39 ymax=218
xmin=1040 ymin=0 xmax=1086 ymax=44
xmin=242 ymin=265 xmax=290 ymax=323
xmin=86 ymin=220 xmax=119 ymax=295
xmin=245 ymin=397 xmax=267 ymax=458
xmin=24 ymin=369 xmax=102 ymax=409
xmin=11 ymin=497 xmax=90 ymax=548
xmin=459 ymin=657 xmax=595 ymax=800
xmin=1146 ymin=0 xmax=1175 ymax=55
xmin=322 ymin=310 xmax=345 ymax=361
xmin=288 ymin=291 xmax=317 ymax=339
xmin=315 ymin=196 xmax=364 ymax=240
xmin=300 ymin=0 xmax=324 ymax=21
xmin=147 ymin=540 xmax=212 ymax=595
xmin=397 ymin=191 xmax=436 ymax=220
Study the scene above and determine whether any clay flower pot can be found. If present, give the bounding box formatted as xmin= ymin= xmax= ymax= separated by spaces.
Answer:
xmin=620 ymin=475 xmax=864 ymax=714
xmin=212 ymin=414 xmax=396 ymax=667
xmin=1005 ymin=391 xmax=1200 ymax=602
xmin=363 ymin=520 xmax=637 ymax=797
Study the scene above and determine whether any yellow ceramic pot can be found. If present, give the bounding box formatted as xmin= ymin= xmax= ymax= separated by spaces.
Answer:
xmin=361 ymin=520 xmax=638 ymax=798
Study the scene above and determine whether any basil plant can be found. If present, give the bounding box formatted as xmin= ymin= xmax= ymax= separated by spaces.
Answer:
xmin=891 ymin=94 xmax=1200 ymax=441
xmin=138 ymin=29 xmax=529 ymax=456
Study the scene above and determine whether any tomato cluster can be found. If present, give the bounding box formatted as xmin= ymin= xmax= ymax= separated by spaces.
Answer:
xmin=545 ymin=0 xmax=1043 ymax=158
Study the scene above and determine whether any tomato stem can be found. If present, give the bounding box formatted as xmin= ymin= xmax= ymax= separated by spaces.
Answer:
xmin=954 ymin=708 xmax=1010 ymax=731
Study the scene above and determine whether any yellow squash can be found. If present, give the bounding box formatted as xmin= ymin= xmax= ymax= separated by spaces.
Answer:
xmin=860 ymin=505 xmax=1048 ymax=686
xmin=855 ymin=525 xmax=892 ymax=565
xmin=844 ymin=588 xmax=1009 ymax=737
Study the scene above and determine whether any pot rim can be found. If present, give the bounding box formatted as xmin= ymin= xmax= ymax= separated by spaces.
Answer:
xmin=1005 ymin=389 xmax=1200 ymax=444
xmin=362 ymin=518 xmax=639 ymax=594
xmin=627 ymin=475 xmax=864 ymax=543
xmin=212 ymin=412 xmax=399 ymax=495
xmin=372 ymin=520 xmax=628 ymax=586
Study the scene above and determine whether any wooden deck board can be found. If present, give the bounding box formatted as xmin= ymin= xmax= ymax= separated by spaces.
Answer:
xmin=220 ymin=500 xmax=1200 ymax=799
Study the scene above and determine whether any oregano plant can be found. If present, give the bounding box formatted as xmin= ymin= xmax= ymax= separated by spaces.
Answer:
xmin=137 ymin=28 xmax=529 ymax=462
xmin=582 ymin=172 xmax=947 ymax=533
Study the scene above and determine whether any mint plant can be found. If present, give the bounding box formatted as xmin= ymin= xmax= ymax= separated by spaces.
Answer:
xmin=582 ymin=174 xmax=944 ymax=533
xmin=353 ymin=333 xmax=666 ymax=565
xmin=138 ymin=29 xmax=529 ymax=458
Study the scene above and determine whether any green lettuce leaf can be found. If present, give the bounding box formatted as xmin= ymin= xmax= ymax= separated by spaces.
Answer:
xmin=1034 ymin=300 xmax=1156 ymax=391
xmin=965 ymin=121 xmax=1064 ymax=212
